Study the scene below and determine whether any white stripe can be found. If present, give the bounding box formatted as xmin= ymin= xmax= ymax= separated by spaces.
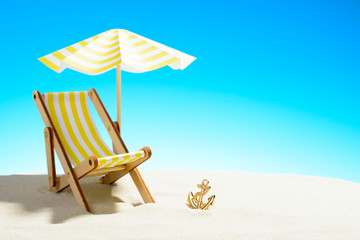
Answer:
xmin=118 ymin=31 xmax=131 ymax=38
xmin=127 ymin=43 xmax=152 ymax=52
xmin=116 ymin=45 xmax=149 ymax=55
xmin=121 ymin=48 xmax=163 ymax=60
xmin=65 ymin=54 xmax=121 ymax=69
xmin=44 ymin=54 xmax=61 ymax=68
xmin=75 ymin=48 xmax=120 ymax=61
xmin=67 ymin=64 xmax=117 ymax=75
xmin=71 ymin=43 xmax=83 ymax=50
xmin=83 ymin=36 xmax=97 ymax=44
xmin=130 ymin=152 xmax=136 ymax=158
xmin=119 ymin=63 xmax=144 ymax=73
xmin=96 ymin=37 xmax=119 ymax=45
xmin=123 ymin=37 xmax=143 ymax=45
xmin=144 ymin=54 xmax=174 ymax=66
xmin=103 ymin=31 xmax=118 ymax=38
xmin=43 ymin=90 xmax=49 ymax=110
xmin=120 ymin=57 xmax=146 ymax=70
xmin=168 ymin=60 xmax=182 ymax=70
xmin=121 ymin=53 xmax=174 ymax=69
xmin=85 ymin=43 xmax=120 ymax=53
xmin=138 ymin=48 xmax=164 ymax=59
xmin=58 ymin=49 xmax=73 ymax=58
xmin=103 ymin=156 xmax=115 ymax=166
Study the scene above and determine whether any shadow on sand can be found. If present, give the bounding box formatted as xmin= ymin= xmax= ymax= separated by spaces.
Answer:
xmin=0 ymin=174 xmax=143 ymax=224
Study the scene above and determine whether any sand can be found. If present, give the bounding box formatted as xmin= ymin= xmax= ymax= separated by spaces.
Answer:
xmin=0 ymin=170 xmax=360 ymax=239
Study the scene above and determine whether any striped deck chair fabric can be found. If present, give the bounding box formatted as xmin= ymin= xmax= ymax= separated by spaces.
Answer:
xmin=43 ymin=91 xmax=144 ymax=169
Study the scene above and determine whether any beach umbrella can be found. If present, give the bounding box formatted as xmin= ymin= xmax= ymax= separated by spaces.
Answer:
xmin=39 ymin=29 xmax=196 ymax=135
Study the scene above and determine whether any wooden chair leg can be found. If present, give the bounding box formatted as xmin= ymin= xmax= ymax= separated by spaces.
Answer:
xmin=129 ymin=168 xmax=155 ymax=203
xmin=102 ymin=168 xmax=155 ymax=204
xmin=44 ymin=127 xmax=56 ymax=188
xmin=101 ymin=147 xmax=155 ymax=203
xmin=45 ymin=132 xmax=92 ymax=212
xmin=52 ymin=132 xmax=92 ymax=212
xmin=63 ymin=166 xmax=92 ymax=212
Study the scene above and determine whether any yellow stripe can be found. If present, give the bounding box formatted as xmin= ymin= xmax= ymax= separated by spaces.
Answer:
xmin=123 ymin=154 xmax=131 ymax=162
xmin=38 ymin=57 xmax=60 ymax=72
xmin=47 ymin=93 xmax=80 ymax=164
xmin=113 ymin=155 xmax=129 ymax=166
xmin=75 ymin=37 xmax=98 ymax=48
xmin=98 ymin=155 xmax=117 ymax=168
xmin=102 ymin=155 xmax=121 ymax=168
xmin=101 ymin=35 xmax=119 ymax=41
xmin=142 ymin=51 xmax=169 ymax=63
xmin=114 ymin=159 xmax=127 ymax=166
xmin=82 ymin=46 xmax=120 ymax=57
xmin=69 ymin=92 xmax=102 ymax=158
xmin=71 ymin=53 xmax=121 ymax=65
xmin=97 ymin=158 xmax=106 ymax=167
xmin=52 ymin=52 xmax=66 ymax=61
xmin=92 ymin=40 xmax=119 ymax=49
xmin=127 ymin=152 xmax=142 ymax=163
xmin=126 ymin=35 xmax=137 ymax=40
xmin=58 ymin=93 xmax=89 ymax=161
xmin=65 ymin=46 xmax=77 ymax=54
xmin=135 ymin=152 xmax=142 ymax=158
xmin=78 ymin=41 xmax=88 ymax=47
xmin=79 ymin=92 xmax=113 ymax=156
xmin=147 ymin=57 xmax=180 ymax=71
xmin=137 ymin=46 xmax=158 ymax=55
xmin=131 ymin=40 xmax=147 ymax=47
xmin=63 ymin=58 xmax=121 ymax=74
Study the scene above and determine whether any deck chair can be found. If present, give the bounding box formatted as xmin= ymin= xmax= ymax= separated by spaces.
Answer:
xmin=33 ymin=88 xmax=155 ymax=212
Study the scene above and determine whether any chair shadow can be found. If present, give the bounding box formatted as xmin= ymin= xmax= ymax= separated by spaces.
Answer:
xmin=0 ymin=174 xmax=137 ymax=224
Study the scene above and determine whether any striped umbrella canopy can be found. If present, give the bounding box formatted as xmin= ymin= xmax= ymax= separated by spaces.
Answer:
xmin=39 ymin=29 xmax=196 ymax=134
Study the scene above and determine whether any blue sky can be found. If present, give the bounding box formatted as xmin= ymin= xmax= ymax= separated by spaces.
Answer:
xmin=0 ymin=0 xmax=359 ymax=182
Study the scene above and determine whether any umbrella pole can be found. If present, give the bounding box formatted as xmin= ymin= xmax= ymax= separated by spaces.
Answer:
xmin=116 ymin=64 xmax=121 ymax=136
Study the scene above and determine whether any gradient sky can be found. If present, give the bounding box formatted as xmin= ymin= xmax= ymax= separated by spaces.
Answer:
xmin=0 ymin=0 xmax=359 ymax=182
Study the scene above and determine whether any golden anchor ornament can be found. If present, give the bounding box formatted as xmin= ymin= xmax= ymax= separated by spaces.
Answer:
xmin=187 ymin=179 xmax=215 ymax=210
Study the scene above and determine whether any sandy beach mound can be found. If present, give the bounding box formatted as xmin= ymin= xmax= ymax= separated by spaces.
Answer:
xmin=0 ymin=170 xmax=359 ymax=239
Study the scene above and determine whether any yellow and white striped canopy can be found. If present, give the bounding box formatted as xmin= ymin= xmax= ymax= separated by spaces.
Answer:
xmin=43 ymin=91 xmax=144 ymax=169
xmin=39 ymin=29 xmax=196 ymax=74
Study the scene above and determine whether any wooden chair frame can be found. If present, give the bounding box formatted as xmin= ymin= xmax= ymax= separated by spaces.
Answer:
xmin=33 ymin=88 xmax=155 ymax=213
